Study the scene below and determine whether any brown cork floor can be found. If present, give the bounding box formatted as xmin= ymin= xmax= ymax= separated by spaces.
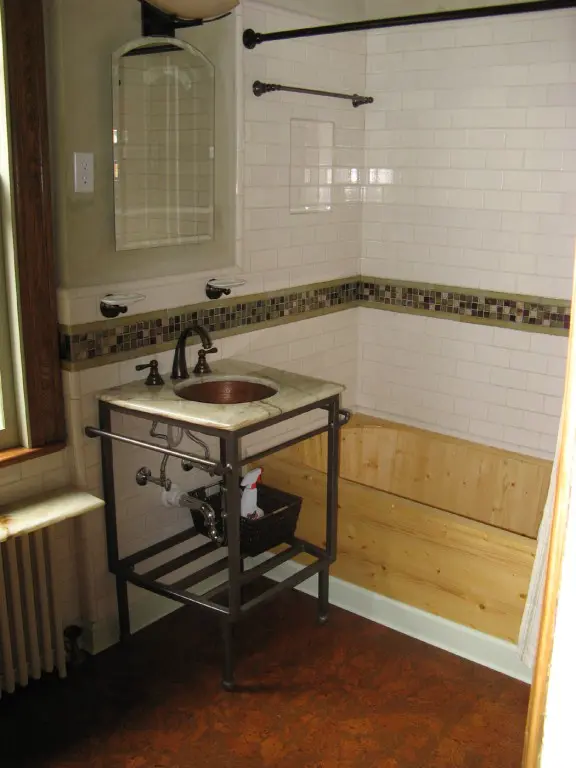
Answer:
xmin=0 ymin=589 xmax=529 ymax=768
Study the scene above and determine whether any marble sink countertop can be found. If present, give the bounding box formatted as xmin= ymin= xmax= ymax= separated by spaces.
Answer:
xmin=98 ymin=359 xmax=345 ymax=432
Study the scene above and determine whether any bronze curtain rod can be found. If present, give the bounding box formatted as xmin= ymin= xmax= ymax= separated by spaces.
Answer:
xmin=253 ymin=80 xmax=373 ymax=108
xmin=244 ymin=0 xmax=576 ymax=49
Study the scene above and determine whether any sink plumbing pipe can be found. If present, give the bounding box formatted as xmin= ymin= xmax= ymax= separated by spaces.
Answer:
xmin=150 ymin=421 xmax=213 ymax=471
xmin=136 ymin=422 xmax=178 ymax=490
xmin=136 ymin=421 xmax=215 ymax=492
xmin=163 ymin=425 xmax=222 ymax=542
xmin=184 ymin=494 xmax=225 ymax=545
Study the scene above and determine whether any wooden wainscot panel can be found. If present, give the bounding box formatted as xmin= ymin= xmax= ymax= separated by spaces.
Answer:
xmin=278 ymin=414 xmax=550 ymax=539
xmin=260 ymin=455 xmax=536 ymax=643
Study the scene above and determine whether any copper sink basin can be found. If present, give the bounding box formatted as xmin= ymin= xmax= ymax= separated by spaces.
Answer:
xmin=176 ymin=378 xmax=278 ymax=405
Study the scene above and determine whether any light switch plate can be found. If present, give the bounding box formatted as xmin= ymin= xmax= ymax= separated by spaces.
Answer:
xmin=74 ymin=152 xmax=94 ymax=193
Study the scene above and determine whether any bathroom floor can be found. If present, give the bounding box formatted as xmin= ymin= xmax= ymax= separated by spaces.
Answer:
xmin=0 ymin=588 xmax=529 ymax=768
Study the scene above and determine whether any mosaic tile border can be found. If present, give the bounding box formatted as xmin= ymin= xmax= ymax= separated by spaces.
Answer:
xmin=59 ymin=277 xmax=571 ymax=370
xmin=59 ymin=278 xmax=359 ymax=367
xmin=361 ymin=278 xmax=571 ymax=331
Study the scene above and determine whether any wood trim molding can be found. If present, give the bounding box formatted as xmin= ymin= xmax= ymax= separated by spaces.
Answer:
xmin=2 ymin=0 xmax=65 ymax=447
xmin=522 ymin=253 xmax=576 ymax=766
xmin=0 ymin=443 xmax=66 ymax=470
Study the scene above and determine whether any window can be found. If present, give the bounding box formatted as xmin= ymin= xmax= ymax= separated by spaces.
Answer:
xmin=0 ymin=0 xmax=65 ymax=462
xmin=0 ymin=240 xmax=18 ymax=450
xmin=0 ymin=3 xmax=18 ymax=451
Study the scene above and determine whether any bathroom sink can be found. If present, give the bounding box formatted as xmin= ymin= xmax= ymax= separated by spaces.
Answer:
xmin=176 ymin=377 xmax=278 ymax=405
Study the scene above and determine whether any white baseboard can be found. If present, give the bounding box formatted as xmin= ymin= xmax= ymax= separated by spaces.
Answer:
xmin=85 ymin=559 xmax=532 ymax=685
xmin=252 ymin=555 xmax=533 ymax=685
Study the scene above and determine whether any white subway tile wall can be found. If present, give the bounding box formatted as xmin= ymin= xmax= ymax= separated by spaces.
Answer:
xmin=359 ymin=9 xmax=575 ymax=455
xmin=358 ymin=307 xmax=566 ymax=458
xmin=363 ymin=9 xmax=576 ymax=300
xmin=243 ymin=3 xmax=366 ymax=288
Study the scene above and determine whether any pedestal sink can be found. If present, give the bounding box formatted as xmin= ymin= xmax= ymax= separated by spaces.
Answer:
xmin=176 ymin=377 xmax=278 ymax=405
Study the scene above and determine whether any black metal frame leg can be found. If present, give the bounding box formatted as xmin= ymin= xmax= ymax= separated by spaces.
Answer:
xmin=318 ymin=568 xmax=330 ymax=625
xmin=100 ymin=402 xmax=131 ymax=642
xmin=220 ymin=435 xmax=242 ymax=689
xmin=116 ymin=579 xmax=130 ymax=642
xmin=318 ymin=396 xmax=341 ymax=624
xmin=221 ymin=620 xmax=235 ymax=691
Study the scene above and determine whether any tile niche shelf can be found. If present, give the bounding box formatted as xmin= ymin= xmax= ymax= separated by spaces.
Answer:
xmin=289 ymin=119 xmax=335 ymax=214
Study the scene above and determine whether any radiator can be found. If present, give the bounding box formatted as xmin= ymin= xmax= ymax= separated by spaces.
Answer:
xmin=0 ymin=528 xmax=67 ymax=697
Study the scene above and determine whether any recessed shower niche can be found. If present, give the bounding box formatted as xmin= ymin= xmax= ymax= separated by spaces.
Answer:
xmin=290 ymin=119 xmax=335 ymax=214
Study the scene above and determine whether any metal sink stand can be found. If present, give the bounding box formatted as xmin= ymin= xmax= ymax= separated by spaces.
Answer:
xmin=86 ymin=394 xmax=348 ymax=690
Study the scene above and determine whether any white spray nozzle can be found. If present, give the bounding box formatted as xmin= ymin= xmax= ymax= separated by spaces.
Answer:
xmin=242 ymin=468 xmax=263 ymax=489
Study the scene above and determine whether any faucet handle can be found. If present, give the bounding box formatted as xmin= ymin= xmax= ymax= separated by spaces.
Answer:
xmin=193 ymin=346 xmax=218 ymax=376
xmin=136 ymin=359 xmax=165 ymax=386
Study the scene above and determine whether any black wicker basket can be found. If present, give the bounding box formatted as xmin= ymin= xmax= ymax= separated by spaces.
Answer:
xmin=188 ymin=483 xmax=302 ymax=557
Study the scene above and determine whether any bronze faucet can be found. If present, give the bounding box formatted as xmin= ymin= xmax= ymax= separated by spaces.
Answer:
xmin=171 ymin=325 xmax=218 ymax=379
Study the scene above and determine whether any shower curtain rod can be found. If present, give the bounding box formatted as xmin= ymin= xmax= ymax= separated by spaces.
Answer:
xmin=243 ymin=0 xmax=576 ymax=49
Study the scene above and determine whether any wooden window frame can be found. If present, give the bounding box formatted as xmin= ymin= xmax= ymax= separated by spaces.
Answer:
xmin=0 ymin=0 xmax=65 ymax=460
xmin=0 ymin=237 xmax=19 ymax=450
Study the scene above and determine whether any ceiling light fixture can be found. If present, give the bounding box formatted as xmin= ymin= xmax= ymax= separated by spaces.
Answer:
xmin=146 ymin=0 xmax=239 ymax=19
xmin=139 ymin=0 xmax=239 ymax=37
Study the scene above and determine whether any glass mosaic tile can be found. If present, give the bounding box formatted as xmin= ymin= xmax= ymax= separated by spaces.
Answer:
xmin=59 ymin=278 xmax=570 ymax=367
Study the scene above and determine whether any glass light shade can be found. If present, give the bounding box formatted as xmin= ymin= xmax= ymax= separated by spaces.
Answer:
xmin=147 ymin=0 xmax=239 ymax=19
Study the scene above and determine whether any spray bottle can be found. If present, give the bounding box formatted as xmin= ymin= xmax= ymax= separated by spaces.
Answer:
xmin=241 ymin=468 xmax=264 ymax=520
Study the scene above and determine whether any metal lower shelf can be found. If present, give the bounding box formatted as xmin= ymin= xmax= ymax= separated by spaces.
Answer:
xmin=116 ymin=530 xmax=329 ymax=619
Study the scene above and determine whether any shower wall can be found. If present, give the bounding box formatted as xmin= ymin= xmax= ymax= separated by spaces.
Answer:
xmin=359 ymin=8 xmax=576 ymax=458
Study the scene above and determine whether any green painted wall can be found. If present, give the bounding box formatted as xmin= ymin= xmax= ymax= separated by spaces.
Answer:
xmin=44 ymin=0 xmax=237 ymax=288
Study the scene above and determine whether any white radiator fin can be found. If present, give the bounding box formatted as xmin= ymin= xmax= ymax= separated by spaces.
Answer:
xmin=0 ymin=529 xmax=67 ymax=696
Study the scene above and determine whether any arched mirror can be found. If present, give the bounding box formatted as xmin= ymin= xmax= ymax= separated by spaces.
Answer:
xmin=112 ymin=37 xmax=215 ymax=251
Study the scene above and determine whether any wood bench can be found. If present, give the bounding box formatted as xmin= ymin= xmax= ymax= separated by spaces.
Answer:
xmin=259 ymin=414 xmax=549 ymax=642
